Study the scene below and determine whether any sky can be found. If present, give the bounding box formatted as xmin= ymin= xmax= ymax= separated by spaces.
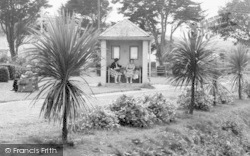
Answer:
xmin=46 ymin=0 xmax=230 ymax=22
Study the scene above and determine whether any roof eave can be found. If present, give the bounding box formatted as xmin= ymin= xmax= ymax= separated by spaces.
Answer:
xmin=98 ymin=36 xmax=154 ymax=41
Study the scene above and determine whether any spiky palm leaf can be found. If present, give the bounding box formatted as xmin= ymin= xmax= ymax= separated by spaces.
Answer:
xmin=228 ymin=44 xmax=249 ymax=99
xmin=28 ymin=13 xmax=99 ymax=143
xmin=170 ymin=32 xmax=215 ymax=114
xmin=171 ymin=32 xmax=215 ymax=87
xmin=204 ymin=53 xmax=229 ymax=105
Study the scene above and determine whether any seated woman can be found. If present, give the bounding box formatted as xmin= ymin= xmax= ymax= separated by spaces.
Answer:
xmin=125 ymin=59 xmax=135 ymax=83
xmin=110 ymin=58 xmax=122 ymax=83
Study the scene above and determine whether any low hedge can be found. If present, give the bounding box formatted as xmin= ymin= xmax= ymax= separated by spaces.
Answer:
xmin=6 ymin=65 xmax=15 ymax=80
xmin=0 ymin=66 xmax=10 ymax=82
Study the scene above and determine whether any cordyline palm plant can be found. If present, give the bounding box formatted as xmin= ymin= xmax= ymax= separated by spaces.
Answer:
xmin=170 ymin=31 xmax=215 ymax=114
xmin=228 ymin=44 xmax=249 ymax=99
xmin=29 ymin=13 xmax=99 ymax=144
xmin=204 ymin=53 xmax=228 ymax=106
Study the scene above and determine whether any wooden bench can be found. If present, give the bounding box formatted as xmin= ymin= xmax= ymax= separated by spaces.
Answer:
xmin=107 ymin=67 xmax=142 ymax=83
xmin=156 ymin=66 xmax=166 ymax=76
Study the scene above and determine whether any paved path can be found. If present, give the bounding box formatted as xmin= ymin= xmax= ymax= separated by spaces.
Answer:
xmin=0 ymin=76 xmax=170 ymax=103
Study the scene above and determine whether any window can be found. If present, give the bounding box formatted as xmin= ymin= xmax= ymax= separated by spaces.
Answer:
xmin=111 ymin=46 xmax=120 ymax=59
xmin=130 ymin=46 xmax=138 ymax=59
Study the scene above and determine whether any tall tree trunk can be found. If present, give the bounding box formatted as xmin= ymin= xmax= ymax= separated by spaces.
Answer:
xmin=7 ymin=0 xmax=17 ymax=61
xmin=153 ymin=33 xmax=163 ymax=66
xmin=5 ymin=24 xmax=16 ymax=60
xmin=156 ymin=48 xmax=163 ymax=65
xmin=238 ymin=74 xmax=242 ymax=100
xmin=7 ymin=33 xmax=17 ymax=61
xmin=160 ymin=33 xmax=165 ymax=65
xmin=189 ymin=76 xmax=196 ymax=114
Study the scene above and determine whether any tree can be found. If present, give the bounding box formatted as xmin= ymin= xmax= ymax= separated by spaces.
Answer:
xmin=64 ymin=0 xmax=111 ymax=28
xmin=212 ymin=0 xmax=250 ymax=46
xmin=112 ymin=0 xmax=203 ymax=65
xmin=228 ymin=44 xmax=249 ymax=100
xmin=170 ymin=30 xmax=215 ymax=114
xmin=30 ymin=13 xmax=99 ymax=143
xmin=0 ymin=0 xmax=50 ymax=60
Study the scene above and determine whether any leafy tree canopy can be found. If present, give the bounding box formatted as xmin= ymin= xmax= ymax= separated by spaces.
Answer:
xmin=112 ymin=0 xmax=204 ymax=65
xmin=0 ymin=0 xmax=50 ymax=59
xmin=213 ymin=0 xmax=250 ymax=46
xmin=64 ymin=0 xmax=112 ymax=27
xmin=0 ymin=0 xmax=50 ymax=24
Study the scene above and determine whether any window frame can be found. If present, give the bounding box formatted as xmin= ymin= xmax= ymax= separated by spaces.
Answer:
xmin=111 ymin=46 xmax=120 ymax=59
xmin=129 ymin=46 xmax=139 ymax=60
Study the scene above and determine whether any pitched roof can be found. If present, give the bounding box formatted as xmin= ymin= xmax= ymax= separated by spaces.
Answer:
xmin=99 ymin=19 xmax=153 ymax=40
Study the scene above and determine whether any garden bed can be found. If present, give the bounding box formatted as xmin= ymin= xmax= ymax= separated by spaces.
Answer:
xmin=1 ymin=97 xmax=250 ymax=155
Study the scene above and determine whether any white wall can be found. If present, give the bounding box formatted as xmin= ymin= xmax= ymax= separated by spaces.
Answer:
xmin=106 ymin=40 xmax=143 ymax=67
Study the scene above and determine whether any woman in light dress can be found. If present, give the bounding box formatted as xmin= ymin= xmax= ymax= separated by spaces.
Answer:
xmin=125 ymin=59 xmax=136 ymax=83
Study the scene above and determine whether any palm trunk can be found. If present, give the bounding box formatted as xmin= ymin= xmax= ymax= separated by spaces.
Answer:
xmin=189 ymin=76 xmax=196 ymax=114
xmin=62 ymin=89 xmax=69 ymax=144
xmin=213 ymin=78 xmax=217 ymax=105
xmin=213 ymin=83 xmax=216 ymax=106
xmin=238 ymin=74 xmax=242 ymax=100
xmin=62 ymin=105 xmax=68 ymax=144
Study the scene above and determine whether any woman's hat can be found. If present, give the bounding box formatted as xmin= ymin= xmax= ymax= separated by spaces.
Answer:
xmin=114 ymin=58 xmax=119 ymax=62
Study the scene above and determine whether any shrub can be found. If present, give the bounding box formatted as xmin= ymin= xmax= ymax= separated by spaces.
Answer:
xmin=205 ymin=82 xmax=234 ymax=105
xmin=243 ymin=83 xmax=250 ymax=98
xmin=69 ymin=108 xmax=119 ymax=132
xmin=177 ymin=89 xmax=213 ymax=111
xmin=0 ymin=54 xmax=10 ymax=63
xmin=0 ymin=66 xmax=9 ymax=82
xmin=110 ymin=95 xmax=134 ymax=112
xmin=7 ymin=65 xmax=15 ymax=80
xmin=118 ymin=119 xmax=248 ymax=156
xmin=13 ymin=57 xmax=27 ymax=66
xmin=110 ymin=94 xmax=177 ymax=128
xmin=14 ymin=66 xmax=26 ymax=78
xmin=222 ymin=120 xmax=242 ymax=136
xmin=110 ymin=95 xmax=156 ymax=128
xmin=0 ymin=65 xmax=15 ymax=80
xmin=215 ymin=86 xmax=234 ymax=104
xmin=143 ymin=93 xmax=177 ymax=123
